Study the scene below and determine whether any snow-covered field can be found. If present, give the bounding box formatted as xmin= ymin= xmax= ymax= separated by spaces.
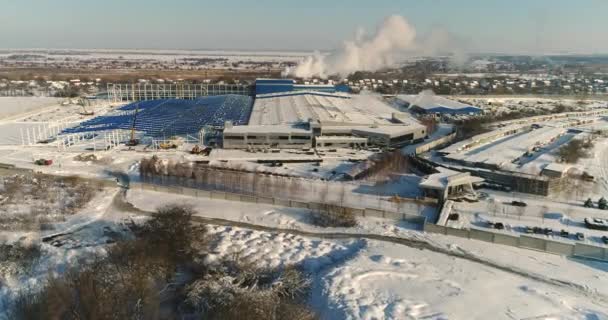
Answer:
xmin=315 ymin=239 xmax=608 ymax=320
xmin=0 ymin=49 xmax=309 ymax=63
xmin=0 ymin=97 xmax=61 ymax=120
xmin=125 ymin=187 xmax=608 ymax=319
xmin=1 ymin=176 xmax=608 ymax=319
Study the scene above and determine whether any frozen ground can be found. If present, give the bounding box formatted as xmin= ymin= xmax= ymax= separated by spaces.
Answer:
xmin=125 ymin=187 xmax=608 ymax=319
xmin=203 ymin=223 xmax=608 ymax=319
xmin=0 ymin=97 xmax=62 ymax=120
xmin=1 ymin=179 xmax=608 ymax=319
xmin=0 ymin=186 xmax=123 ymax=317
xmin=314 ymin=239 xmax=608 ymax=320
xmin=126 ymin=188 xmax=425 ymax=235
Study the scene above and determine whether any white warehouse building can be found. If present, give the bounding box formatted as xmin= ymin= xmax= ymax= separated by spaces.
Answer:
xmin=223 ymin=91 xmax=426 ymax=149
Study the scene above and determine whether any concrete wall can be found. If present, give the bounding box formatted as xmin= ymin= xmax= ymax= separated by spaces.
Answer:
xmin=493 ymin=233 xmax=519 ymax=247
xmin=574 ymin=244 xmax=608 ymax=260
xmin=414 ymin=132 xmax=457 ymax=155
xmin=519 ymin=235 xmax=546 ymax=251
xmin=423 ymin=222 xmax=607 ymax=261
xmin=130 ymin=181 xmax=427 ymax=227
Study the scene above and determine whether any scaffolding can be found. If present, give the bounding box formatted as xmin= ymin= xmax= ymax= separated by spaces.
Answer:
xmin=107 ymin=83 xmax=253 ymax=102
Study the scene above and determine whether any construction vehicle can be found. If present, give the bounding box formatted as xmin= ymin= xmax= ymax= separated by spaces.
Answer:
xmin=34 ymin=159 xmax=53 ymax=166
xmin=126 ymin=103 xmax=140 ymax=146
xmin=158 ymin=136 xmax=185 ymax=150
xmin=159 ymin=142 xmax=178 ymax=149
xmin=191 ymin=145 xmax=212 ymax=156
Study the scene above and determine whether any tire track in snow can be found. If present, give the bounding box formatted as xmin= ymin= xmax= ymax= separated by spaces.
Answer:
xmin=114 ymin=189 xmax=608 ymax=307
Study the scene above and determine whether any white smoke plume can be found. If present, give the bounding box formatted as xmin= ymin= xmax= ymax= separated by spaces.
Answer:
xmin=288 ymin=15 xmax=417 ymax=79
xmin=287 ymin=15 xmax=469 ymax=79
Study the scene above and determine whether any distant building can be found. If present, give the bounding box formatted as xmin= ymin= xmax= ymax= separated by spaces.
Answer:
xmin=396 ymin=94 xmax=482 ymax=115
xmin=254 ymin=78 xmax=350 ymax=95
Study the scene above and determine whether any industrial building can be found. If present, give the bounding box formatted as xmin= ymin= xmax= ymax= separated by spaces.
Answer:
xmin=396 ymin=94 xmax=482 ymax=115
xmin=224 ymin=90 xmax=426 ymax=149
xmin=223 ymin=123 xmax=313 ymax=149
xmin=67 ymin=78 xmax=426 ymax=151
xmin=419 ymin=167 xmax=484 ymax=202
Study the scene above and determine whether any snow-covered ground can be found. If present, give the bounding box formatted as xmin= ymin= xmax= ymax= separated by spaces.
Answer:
xmin=458 ymin=96 xmax=607 ymax=118
xmin=314 ymin=239 xmax=608 ymax=320
xmin=125 ymin=187 xmax=608 ymax=319
xmin=2 ymin=177 xmax=608 ymax=319
xmin=126 ymin=188 xmax=425 ymax=235
xmin=0 ymin=185 xmax=123 ymax=317
xmin=0 ymin=97 xmax=62 ymax=120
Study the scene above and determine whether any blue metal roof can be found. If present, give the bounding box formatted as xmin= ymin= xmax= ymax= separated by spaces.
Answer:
xmin=63 ymin=95 xmax=253 ymax=137
xmin=255 ymin=79 xmax=295 ymax=95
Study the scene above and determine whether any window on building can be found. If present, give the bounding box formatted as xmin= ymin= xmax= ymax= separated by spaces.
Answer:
xmin=224 ymin=136 xmax=245 ymax=140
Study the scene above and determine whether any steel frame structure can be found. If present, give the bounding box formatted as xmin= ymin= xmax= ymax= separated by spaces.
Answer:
xmin=107 ymin=83 xmax=252 ymax=102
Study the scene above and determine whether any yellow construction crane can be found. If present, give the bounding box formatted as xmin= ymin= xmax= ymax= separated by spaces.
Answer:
xmin=126 ymin=103 xmax=140 ymax=146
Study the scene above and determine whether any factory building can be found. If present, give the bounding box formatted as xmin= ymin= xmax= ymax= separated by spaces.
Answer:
xmin=223 ymin=90 xmax=426 ymax=149
xmin=222 ymin=123 xmax=313 ymax=149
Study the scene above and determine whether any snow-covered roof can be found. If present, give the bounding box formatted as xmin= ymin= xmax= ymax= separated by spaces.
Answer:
xmin=542 ymin=163 xmax=572 ymax=174
xmin=396 ymin=94 xmax=481 ymax=114
xmin=419 ymin=167 xmax=484 ymax=190
xmin=250 ymin=92 xmax=420 ymax=127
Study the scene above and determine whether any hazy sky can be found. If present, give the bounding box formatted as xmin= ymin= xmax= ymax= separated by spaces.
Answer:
xmin=1 ymin=0 xmax=607 ymax=54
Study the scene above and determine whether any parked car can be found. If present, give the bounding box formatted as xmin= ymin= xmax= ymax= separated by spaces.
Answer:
xmin=543 ymin=228 xmax=553 ymax=236
xmin=533 ymin=227 xmax=544 ymax=234
xmin=584 ymin=217 xmax=608 ymax=231
xmin=494 ymin=222 xmax=505 ymax=230
xmin=602 ymin=236 xmax=608 ymax=245
xmin=511 ymin=200 xmax=527 ymax=207
xmin=576 ymin=232 xmax=585 ymax=241
xmin=525 ymin=226 xmax=534 ymax=234
xmin=560 ymin=229 xmax=569 ymax=238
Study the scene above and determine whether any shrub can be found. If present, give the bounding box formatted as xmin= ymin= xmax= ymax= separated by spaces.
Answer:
xmin=139 ymin=204 xmax=196 ymax=266
xmin=184 ymin=258 xmax=314 ymax=320
xmin=558 ymin=139 xmax=591 ymax=164
xmin=311 ymin=205 xmax=357 ymax=228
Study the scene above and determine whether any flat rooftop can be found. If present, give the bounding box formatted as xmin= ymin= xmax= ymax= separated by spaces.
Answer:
xmin=396 ymin=94 xmax=481 ymax=113
xmin=445 ymin=126 xmax=567 ymax=168
xmin=249 ymin=91 xmax=418 ymax=127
